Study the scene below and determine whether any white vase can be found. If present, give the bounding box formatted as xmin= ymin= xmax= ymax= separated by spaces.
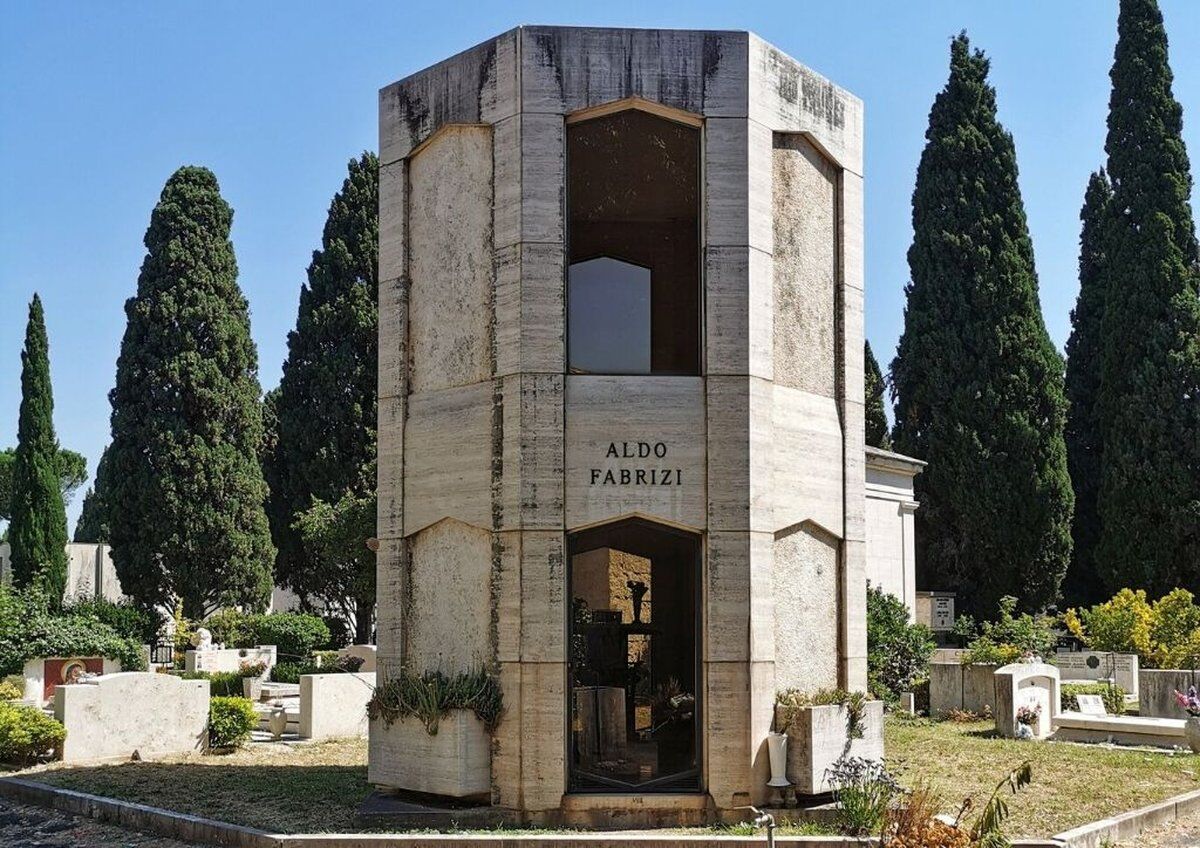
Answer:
xmin=268 ymin=704 xmax=289 ymax=740
xmin=767 ymin=731 xmax=790 ymax=788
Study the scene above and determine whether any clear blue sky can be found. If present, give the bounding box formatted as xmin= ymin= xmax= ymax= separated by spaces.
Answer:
xmin=2 ymin=2 xmax=1198 ymax=534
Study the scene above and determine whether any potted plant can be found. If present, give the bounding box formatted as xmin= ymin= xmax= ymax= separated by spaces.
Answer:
xmin=240 ymin=660 xmax=268 ymax=701
xmin=774 ymin=688 xmax=884 ymax=795
xmin=1174 ymin=687 xmax=1200 ymax=752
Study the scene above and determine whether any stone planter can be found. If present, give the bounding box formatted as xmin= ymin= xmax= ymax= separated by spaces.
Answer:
xmin=368 ymin=709 xmax=491 ymax=799
xmin=774 ymin=700 xmax=885 ymax=795
xmin=1185 ymin=717 xmax=1200 ymax=753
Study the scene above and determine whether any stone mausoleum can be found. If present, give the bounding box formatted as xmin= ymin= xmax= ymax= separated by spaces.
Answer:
xmin=372 ymin=26 xmax=866 ymax=825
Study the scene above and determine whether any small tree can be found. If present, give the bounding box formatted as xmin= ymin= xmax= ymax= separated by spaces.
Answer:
xmin=293 ymin=492 xmax=377 ymax=643
xmin=73 ymin=446 xmax=111 ymax=543
xmin=8 ymin=295 xmax=69 ymax=602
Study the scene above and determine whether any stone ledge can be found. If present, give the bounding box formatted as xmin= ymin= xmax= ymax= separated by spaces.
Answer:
xmin=1052 ymin=786 xmax=1200 ymax=848
xmin=0 ymin=777 xmax=276 ymax=847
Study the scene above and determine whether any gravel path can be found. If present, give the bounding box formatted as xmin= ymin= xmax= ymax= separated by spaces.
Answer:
xmin=1118 ymin=809 xmax=1200 ymax=847
xmin=0 ymin=796 xmax=194 ymax=847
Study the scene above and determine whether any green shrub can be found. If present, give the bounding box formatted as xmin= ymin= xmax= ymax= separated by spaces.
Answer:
xmin=368 ymin=668 xmax=503 ymax=734
xmin=62 ymin=596 xmax=163 ymax=644
xmin=776 ymin=688 xmax=870 ymax=740
xmin=203 ymin=608 xmax=255 ymax=648
xmin=209 ymin=697 xmax=257 ymax=749
xmin=0 ymin=679 xmax=23 ymax=701
xmin=866 ymin=585 xmax=936 ymax=704
xmin=960 ymin=596 xmax=1057 ymax=666
xmin=0 ymin=586 xmax=145 ymax=676
xmin=246 ymin=613 xmax=330 ymax=660
xmin=0 ymin=702 xmax=66 ymax=765
xmin=202 ymin=611 xmax=330 ymax=662
xmin=1061 ymin=682 xmax=1126 ymax=715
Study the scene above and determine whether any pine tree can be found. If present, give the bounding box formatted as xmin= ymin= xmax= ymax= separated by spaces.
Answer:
xmin=1063 ymin=171 xmax=1113 ymax=607
xmin=74 ymin=446 xmax=111 ymax=543
xmin=107 ymin=166 xmax=275 ymax=618
xmin=263 ymin=153 xmax=378 ymax=642
xmin=1096 ymin=0 xmax=1200 ymax=595
xmin=890 ymin=34 xmax=1074 ymax=615
xmin=864 ymin=340 xmax=892 ymax=450
xmin=9 ymin=294 xmax=69 ymax=601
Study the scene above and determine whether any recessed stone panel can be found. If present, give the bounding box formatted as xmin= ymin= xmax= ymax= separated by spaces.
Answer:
xmin=565 ymin=376 xmax=706 ymax=530
xmin=774 ymin=523 xmax=839 ymax=693
xmin=408 ymin=125 xmax=495 ymax=394
xmin=773 ymin=133 xmax=837 ymax=398
xmin=407 ymin=518 xmax=493 ymax=674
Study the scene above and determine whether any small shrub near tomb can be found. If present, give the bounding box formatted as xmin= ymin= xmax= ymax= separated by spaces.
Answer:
xmin=203 ymin=610 xmax=331 ymax=662
xmin=1060 ymin=682 xmax=1126 ymax=715
xmin=956 ymin=596 xmax=1057 ymax=666
xmin=0 ymin=702 xmax=66 ymax=766
xmin=866 ymin=585 xmax=936 ymax=704
xmin=271 ymin=654 xmax=362 ymax=684
xmin=208 ymin=696 xmax=257 ymax=749
xmin=776 ymin=687 xmax=870 ymax=739
xmin=368 ymin=667 xmax=503 ymax=734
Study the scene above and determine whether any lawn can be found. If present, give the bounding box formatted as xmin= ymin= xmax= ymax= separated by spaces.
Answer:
xmin=13 ymin=718 xmax=1200 ymax=837
xmin=21 ymin=738 xmax=372 ymax=833
xmin=885 ymin=716 xmax=1200 ymax=837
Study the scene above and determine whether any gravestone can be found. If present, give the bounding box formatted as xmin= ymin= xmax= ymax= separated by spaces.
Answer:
xmin=1055 ymin=651 xmax=1138 ymax=698
xmin=993 ymin=662 xmax=1060 ymax=740
xmin=1074 ymin=693 xmax=1107 ymax=716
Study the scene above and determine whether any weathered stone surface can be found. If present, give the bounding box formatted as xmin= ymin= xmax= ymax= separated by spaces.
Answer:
xmin=299 ymin=672 xmax=375 ymax=741
xmin=408 ymin=125 xmax=494 ymax=394
xmin=498 ymin=373 xmax=564 ymax=531
xmin=368 ymin=711 xmax=492 ymax=798
xmin=56 ymin=673 xmax=209 ymax=763
xmin=565 ymin=376 xmax=706 ymax=531
xmin=406 ymin=518 xmax=492 ymax=674
xmin=772 ymin=386 xmax=844 ymax=537
xmin=773 ymin=134 xmax=838 ymax=397
xmin=403 ymin=382 xmax=493 ymax=534
xmin=774 ymin=524 xmax=840 ymax=692
xmin=776 ymin=700 xmax=884 ymax=794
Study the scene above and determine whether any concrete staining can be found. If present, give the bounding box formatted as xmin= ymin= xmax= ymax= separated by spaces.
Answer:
xmin=375 ymin=26 xmax=865 ymax=824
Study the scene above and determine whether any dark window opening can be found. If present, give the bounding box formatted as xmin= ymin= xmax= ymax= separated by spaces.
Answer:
xmin=567 ymin=109 xmax=701 ymax=375
xmin=568 ymin=518 xmax=700 ymax=792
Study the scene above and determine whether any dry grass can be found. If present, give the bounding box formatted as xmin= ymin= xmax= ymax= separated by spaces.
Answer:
xmin=885 ymin=716 xmax=1200 ymax=837
xmin=22 ymin=738 xmax=370 ymax=833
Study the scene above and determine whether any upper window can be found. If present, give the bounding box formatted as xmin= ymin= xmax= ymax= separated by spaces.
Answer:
xmin=567 ymin=108 xmax=701 ymax=375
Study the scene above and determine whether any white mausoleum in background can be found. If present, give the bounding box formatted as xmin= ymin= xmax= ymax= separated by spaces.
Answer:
xmin=372 ymin=26 xmax=866 ymax=825
xmin=864 ymin=445 xmax=924 ymax=617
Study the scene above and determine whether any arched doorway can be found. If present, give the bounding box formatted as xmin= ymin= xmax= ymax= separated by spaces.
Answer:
xmin=567 ymin=518 xmax=701 ymax=791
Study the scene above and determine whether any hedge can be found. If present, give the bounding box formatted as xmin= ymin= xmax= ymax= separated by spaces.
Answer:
xmin=0 ymin=702 xmax=66 ymax=765
xmin=1061 ymin=682 xmax=1126 ymax=715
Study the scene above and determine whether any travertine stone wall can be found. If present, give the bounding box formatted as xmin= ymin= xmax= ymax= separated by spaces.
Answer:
xmin=377 ymin=25 xmax=865 ymax=821
xmin=773 ymin=135 xmax=837 ymax=397
xmin=407 ymin=519 xmax=492 ymax=672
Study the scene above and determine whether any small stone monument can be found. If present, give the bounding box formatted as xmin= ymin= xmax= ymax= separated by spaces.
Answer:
xmin=994 ymin=663 xmax=1060 ymax=740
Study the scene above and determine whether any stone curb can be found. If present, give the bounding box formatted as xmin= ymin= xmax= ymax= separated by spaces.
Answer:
xmin=1052 ymin=785 xmax=1200 ymax=848
xmin=0 ymin=773 xmax=1186 ymax=848
xmin=0 ymin=777 xmax=277 ymax=847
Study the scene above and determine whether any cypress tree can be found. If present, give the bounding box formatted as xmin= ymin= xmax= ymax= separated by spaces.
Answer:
xmin=9 ymin=294 xmax=69 ymax=601
xmin=1096 ymin=0 xmax=1200 ymax=595
xmin=263 ymin=153 xmax=378 ymax=642
xmin=890 ymin=34 xmax=1074 ymax=615
xmin=107 ymin=166 xmax=275 ymax=618
xmin=864 ymin=340 xmax=892 ymax=450
xmin=74 ymin=446 xmax=111 ymax=543
xmin=1062 ymin=171 xmax=1113 ymax=607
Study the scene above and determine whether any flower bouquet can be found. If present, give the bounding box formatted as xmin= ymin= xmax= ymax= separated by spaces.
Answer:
xmin=1174 ymin=687 xmax=1200 ymax=717
xmin=1015 ymin=704 xmax=1041 ymax=726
